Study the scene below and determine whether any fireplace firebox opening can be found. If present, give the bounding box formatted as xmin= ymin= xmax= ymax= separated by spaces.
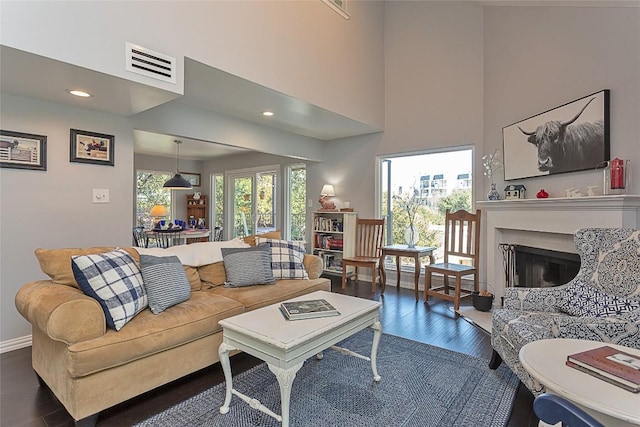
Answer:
xmin=500 ymin=244 xmax=581 ymax=288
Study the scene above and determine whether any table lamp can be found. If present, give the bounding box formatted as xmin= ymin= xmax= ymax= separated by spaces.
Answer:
xmin=150 ymin=205 xmax=168 ymax=228
xmin=319 ymin=184 xmax=337 ymax=210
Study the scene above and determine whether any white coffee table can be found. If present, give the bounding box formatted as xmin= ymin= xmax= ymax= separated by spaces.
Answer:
xmin=520 ymin=339 xmax=640 ymax=427
xmin=218 ymin=290 xmax=382 ymax=427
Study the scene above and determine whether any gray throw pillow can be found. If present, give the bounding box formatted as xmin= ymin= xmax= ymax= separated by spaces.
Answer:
xmin=140 ymin=254 xmax=191 ymax=314
xmin=221 ymin=244 xmax=276 ymax=287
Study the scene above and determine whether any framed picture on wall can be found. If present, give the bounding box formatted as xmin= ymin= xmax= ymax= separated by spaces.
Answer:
xmin=0 ymin=130 xmax=47 ymax=171
xmin=502 ymin=90 xmax=610 ymax=181
xmin=70 ymin=128 xmax=115 ymax=166
xmin=179 ymin=171 xmax=201 ymax=187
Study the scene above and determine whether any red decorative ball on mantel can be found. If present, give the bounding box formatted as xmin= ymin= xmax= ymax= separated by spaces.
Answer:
xmin=536 ymin=189 xmax=549 ymax=198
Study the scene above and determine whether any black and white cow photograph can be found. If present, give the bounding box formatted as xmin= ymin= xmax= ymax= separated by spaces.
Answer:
xmin=502 ymin=90 xmax=610 ymax=181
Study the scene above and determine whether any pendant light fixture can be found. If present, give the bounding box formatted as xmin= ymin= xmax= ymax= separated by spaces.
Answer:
xmin=163 ymin=140 xmax=193 ymax=190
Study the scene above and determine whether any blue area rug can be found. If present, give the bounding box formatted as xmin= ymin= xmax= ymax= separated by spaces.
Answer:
xmin=136 ymin=330 xmax=518 ymax=426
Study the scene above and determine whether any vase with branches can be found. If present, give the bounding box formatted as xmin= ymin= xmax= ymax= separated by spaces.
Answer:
xmin=394 ymin=187 xmax=421 ymax=247
xmin=482 ymin=149 xmax=503 ymax=200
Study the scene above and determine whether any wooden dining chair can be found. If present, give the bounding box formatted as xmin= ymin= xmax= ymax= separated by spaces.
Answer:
xmin=341 ymin=218 xmax=385 ymax=293
xmin=424 ymin=209 xmax=481 ymax=310
xmin=212 ymin=226 xmax=223 ymax=241
xmin=154 ymin=230 xmax=180 ymax=248
xmin=132 ymin=227 xmax=148 ymax=248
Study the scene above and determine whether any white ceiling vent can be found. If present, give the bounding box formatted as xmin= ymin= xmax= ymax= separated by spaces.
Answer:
xmin=126 ymin=42 xmax=176 ymax=84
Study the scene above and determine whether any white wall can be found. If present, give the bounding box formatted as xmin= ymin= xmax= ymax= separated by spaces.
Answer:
xmin=0 ymin=0 xmax=385 ymax=128
xmin=320 ymin=1 xmax=485 ymax=218
xmin=1 ymin=94 xmax=135 ymax=343
xmin=484 ymin=6 xmax=640 ymax=199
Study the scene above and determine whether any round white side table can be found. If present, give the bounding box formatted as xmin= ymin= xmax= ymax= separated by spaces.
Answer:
xmin=519 ymin=338 xmax=640 ymax=427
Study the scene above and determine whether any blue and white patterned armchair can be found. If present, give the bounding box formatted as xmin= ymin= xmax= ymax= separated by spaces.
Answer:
xmin=490 ymin=228 xmax=640 ymax=395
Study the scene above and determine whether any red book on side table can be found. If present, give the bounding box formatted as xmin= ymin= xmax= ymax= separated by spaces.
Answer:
xmin=566 ymin=345 xmax=640 ymax=393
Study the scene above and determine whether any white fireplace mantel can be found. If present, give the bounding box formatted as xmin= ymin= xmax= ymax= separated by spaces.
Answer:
xmin=477 ymin=195 xmax=640 ymax=300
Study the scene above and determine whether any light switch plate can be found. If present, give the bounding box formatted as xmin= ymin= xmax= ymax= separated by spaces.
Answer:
xmin=93 ymin=189 xmax=110 ymax=203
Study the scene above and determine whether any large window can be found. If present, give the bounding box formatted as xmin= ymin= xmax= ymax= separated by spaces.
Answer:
xmin=211 ymin=174 xmax=224 ymax=229
xmin=285 ymin=164 xmax=306 ymax=241
xmin=136 ymin=170 xmax=173 ymax=228
xmin=379 ymin=147 xmax=473 ymax=266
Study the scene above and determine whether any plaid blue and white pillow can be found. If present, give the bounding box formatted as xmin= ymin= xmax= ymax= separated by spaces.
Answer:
xmin=72 ymin=248 xmax=147 ymax=330
xmin=255 ymin=237 xmax=308 ymax=280
xmin=558 ymin=282 xmax=640 ymax=317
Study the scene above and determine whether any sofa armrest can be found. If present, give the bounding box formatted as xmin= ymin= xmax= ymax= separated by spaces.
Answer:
xmin=551 ymin=310 xmax=640 ymax=349
xmin=503 ymin=284 xmax=569 ymax=312
xmin=303 ymin=254 xmax=323 ymax=279
xmin=15 ymin=280 xmax=106 ymax=344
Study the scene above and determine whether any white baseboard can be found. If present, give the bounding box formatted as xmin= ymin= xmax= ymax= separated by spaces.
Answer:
xmin=1 ymin=335 xmax=32 ymax=353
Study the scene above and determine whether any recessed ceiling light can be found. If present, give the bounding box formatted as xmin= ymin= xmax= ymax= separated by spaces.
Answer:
xmin=262 ymin=111 xmax=274 ymax=117
xmin=66 ymin=89 xmax=93 ymax=98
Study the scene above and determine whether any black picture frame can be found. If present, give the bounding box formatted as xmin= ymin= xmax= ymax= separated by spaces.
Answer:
xmin=502 ymin=90 xmax=610 ymax=181
xmin=0 ymin=130 xmax=47 ymax=171
xmin=70 ymin=128 xmax=115 ymax=166
xmin=179 ymin=171 xmax=201 ymax=187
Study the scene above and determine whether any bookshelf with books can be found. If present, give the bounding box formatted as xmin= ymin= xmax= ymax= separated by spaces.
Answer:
xmin=312 ymin=211 xmax=357 ymax=276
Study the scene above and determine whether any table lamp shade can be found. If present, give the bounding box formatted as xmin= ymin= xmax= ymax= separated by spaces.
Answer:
xmin=321 ymin=184 xmax=335 ymax=197
xmin=150 ymin=205 xmax=168 ymax=217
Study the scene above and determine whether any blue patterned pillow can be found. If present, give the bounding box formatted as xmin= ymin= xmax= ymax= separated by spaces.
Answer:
xmin=221 ymin=244 xmax=276 ymax=287
xmin=72 ymin=248 xmax=147 ymax=330
xmin=140 ymin=255 xmax=191 ymax=314
xmin=558 ymin=282 xmax=640 ymax=317
xmin=255 ymin=237 xmax=308 ymax=280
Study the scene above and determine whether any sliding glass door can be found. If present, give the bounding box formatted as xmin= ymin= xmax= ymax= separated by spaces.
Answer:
xmin=228 ymin=167 xmax=277 ymax=238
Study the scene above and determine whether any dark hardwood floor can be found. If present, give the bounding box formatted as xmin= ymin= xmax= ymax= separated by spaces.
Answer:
xmin=1 ymin=278 xmax=538 ymax=427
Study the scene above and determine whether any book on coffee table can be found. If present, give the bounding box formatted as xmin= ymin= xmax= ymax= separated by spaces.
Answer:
xmin=280 ymin=299 xmax=340 ymax=320
xmin=566 ymin=345 xmax=640 ymax=393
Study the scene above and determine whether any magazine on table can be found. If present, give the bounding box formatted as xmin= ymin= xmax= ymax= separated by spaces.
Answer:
xmin=280 ymin=299 xmax=340 ymax=320
xmin=566 ymin=345 xmax=640 ymax=393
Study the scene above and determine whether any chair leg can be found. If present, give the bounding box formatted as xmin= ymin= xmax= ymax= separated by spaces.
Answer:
xmin=424 ymin=270 xmax=431 ymax=301
xmin=443 ymin=275 xmax=450 ymax=294
xmin=489 ymin=350 xmax=503 ymax=369
xmin=341 ymin=266 xmax=347 ymax=289
xmin=474 ymin=273 xmax=479 ymax=292
xmin=380 ymin=264 xmax=386 ymax=294
xmin=454 ymin=275 xmax=462 ymax=311
xmin=371 ymin=264 xmax=377 ymax=293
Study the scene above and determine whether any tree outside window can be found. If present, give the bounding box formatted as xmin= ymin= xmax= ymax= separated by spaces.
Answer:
xmin=136 ymin=171 xmax=172 ymax=228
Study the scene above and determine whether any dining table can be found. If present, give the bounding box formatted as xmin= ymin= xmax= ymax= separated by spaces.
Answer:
xmin=146 ymin=228 xmax=211 ymax=246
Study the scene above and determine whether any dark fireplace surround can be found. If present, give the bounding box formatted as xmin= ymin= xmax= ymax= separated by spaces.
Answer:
xmin=500 ymin=244 xmax=581 ymax=288
xmin=515 ymin=245 xmax=580 ymax=287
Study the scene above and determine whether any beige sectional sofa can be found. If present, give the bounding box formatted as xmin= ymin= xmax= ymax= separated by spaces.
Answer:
xmin=15 ymin=237 xmax=330 ymax=426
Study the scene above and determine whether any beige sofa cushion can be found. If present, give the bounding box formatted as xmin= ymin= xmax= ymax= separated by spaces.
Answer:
xmin=243 ymin=230 xmax=281 ymax=247
xmin=198 ymin=262 xmax=227 ymax=289
xmin=66 ymin=292 xmax=244 ymax=378
xmin=34 ymin=246 xmax=201 ymax=291
xmin=207 ymin=277 xmax=330 ymax=311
